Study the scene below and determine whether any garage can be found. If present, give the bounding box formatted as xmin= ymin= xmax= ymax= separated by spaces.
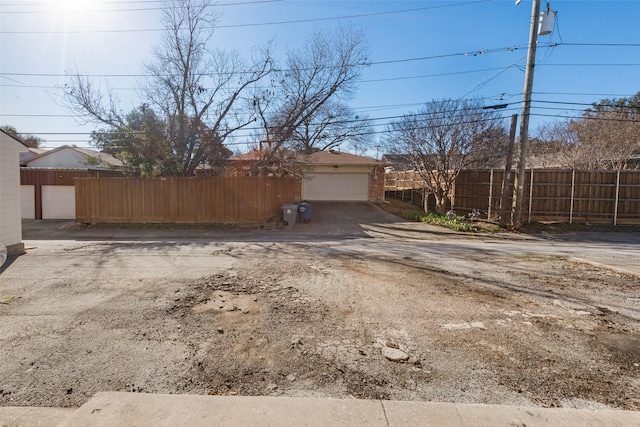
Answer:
xmin=42 ymin=185 xmax=76 ymax=219
xmin=302 ymin=173 xmax=369 ymax=201
xmin=20 ymin=185 xmax=35 ymax=219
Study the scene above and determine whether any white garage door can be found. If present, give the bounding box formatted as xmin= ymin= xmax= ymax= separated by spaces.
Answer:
xmin=42 ymin=185 xmax=76 ymax=219
xmin=302 ymin=173 xmax=369 ymax=201
xmin=21 ymin=185 xmax=35 ymax=219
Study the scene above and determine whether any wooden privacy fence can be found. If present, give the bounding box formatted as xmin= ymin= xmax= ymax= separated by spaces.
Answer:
xmin=75 ymin=176 xmax=301 ymax=223
xmin=385 ymin=169 xmax=640 ymax=225
xmin=384 ymin=171 xmax=432 ymax=210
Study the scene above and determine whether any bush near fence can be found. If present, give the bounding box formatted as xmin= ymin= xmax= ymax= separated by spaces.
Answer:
xmin=75 ymin=176 xmax=301 ymax=224
xmin=385 ymin=169 xmax=640 ymax=225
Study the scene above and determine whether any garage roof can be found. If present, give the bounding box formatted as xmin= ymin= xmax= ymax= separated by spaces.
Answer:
xmin=296 ymin=150 xmax=380 ymax=166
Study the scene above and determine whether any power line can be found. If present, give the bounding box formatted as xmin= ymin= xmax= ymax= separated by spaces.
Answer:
xmin=0 ymin=42 xmax=555 ymax=81
xmin=0 ymin=0 xmax=491 ymax=34
xmin=7 ymin=90 xmax=639 ymax=124
xmin=533 ymin=99 xmax=608 ymax=107
xmin=23 ymin=102 xmax=640 ymax=146
xmin=535 ymin=91 xmax=637 ymax=98
xmin=559 ymin=42 xmax=640 ymax=48
xmin=530 ymin=112 xmax=640 ymax=123
xmin=31 ymin=107 xmax=639 ymax=149
xmin=8 ymin=96 xmax=638 ymax=122
xmin=0 ymin=0 xmax=165 ymax=5
xmin=0 ymin=0 xmax=283 ymax=13
xmin=17 ymin=104 xmax=515 ymax=132
xmin=34 ymin=117 xmax=511 ymax=147
xmin=538 ymin=63 xmax=640 ymax=67
xmin=0 ymin=66 xmax=529 ymax=90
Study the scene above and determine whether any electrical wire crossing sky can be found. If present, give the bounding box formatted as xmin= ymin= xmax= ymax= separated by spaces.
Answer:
xmin=1 ymin=0 xmax=639 ymax=152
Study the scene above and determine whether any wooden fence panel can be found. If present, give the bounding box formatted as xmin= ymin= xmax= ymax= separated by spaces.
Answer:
xmin=572 ymin=170 xmax=615 ymax=223
xmin=385 ymin=169 xmax=640 ymax=225
xmin=452 ymin=170 xmax=491 ymax=214
xmin=618 ymin=171 xmax=640 ymax=223
xmin=528 ymin=170 xmax=571 ymax=221
xmin=75 ymin=177 xmax=300 ymax=223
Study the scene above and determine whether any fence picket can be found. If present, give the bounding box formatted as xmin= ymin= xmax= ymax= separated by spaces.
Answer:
xmin=385 ymin=169 xmax=640 ymax=225
xmin=75 ymin=176 xmax=300 ymax=223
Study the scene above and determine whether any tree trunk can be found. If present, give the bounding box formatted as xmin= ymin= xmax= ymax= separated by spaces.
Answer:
xmin=433 ymin=190 xmax=449 ymax=215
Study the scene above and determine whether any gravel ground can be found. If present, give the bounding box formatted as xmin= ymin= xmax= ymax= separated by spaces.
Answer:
xmin=0 ymin=238 xmax=638 ymax=410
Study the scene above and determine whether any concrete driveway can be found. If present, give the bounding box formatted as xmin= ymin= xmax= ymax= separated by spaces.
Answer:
xmin=293 ymin=201 xmax=403 ymax=236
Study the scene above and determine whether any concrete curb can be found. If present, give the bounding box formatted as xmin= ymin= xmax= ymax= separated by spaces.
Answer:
xmin=47 ymin=393 xmax=640 ymax=427
xmin=0 ymin=406 xmax=74 ymax=427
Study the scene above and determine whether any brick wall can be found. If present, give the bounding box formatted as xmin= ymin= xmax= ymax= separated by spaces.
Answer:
xmin=369 ymin=165 xmax=385 ymax=202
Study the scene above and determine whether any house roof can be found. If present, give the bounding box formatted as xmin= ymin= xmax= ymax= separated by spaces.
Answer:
xmin=296 ymin=150 xmax=380 ymax=166
xmin=229 ymin=148 xmax=297 ymax=162
xmin=0 ymin=128 xmax=29 ymax=149
xmin=23 ymin=146 xmax=122 ymax=168
xmin=26 ymin=147 xmax=45 ymax=155
xmin=230 ymin=150 xmax=264 ymax=161
xmin=19 ymin=147 xmax=46 ymax=162
xmin=381 ymin=154 xmax=418 ymax=171
xmin=381 ymin=153 xmax=411 ymax=165
xmin=228 ymin=149 xmax=383 ymax=166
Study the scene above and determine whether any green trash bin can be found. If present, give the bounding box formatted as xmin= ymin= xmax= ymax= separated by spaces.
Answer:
xmin=281 ymin=204 xmax=299 ymax=226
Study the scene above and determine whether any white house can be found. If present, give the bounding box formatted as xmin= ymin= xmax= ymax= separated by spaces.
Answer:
xmin=1 ymin=129 xmax=27 ymax=256
xmin=22 ymin=146 xmax=122 ymax=169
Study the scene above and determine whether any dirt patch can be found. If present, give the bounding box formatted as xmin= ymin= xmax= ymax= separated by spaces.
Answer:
xmin=0 ymin=241 xmax=638 ymax=410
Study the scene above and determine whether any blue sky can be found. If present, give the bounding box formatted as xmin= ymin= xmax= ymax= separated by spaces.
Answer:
xmin=1 ymin=0 xmax=639 ymax=155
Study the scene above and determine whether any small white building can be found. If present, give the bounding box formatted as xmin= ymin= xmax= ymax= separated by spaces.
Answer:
xmin=0 ymin=130 xmax=27 ymax=256
xmin=21 ymin=146 xmax=122 ymax=220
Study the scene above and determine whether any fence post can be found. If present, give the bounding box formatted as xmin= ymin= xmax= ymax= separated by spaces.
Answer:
xmin=402 ymin=171 xmax=406 ymax=202
xmin=569 ymin=169 xmax=576 ymax=224
xmin=488 ymin=169 xmax=494 ymax=220
xmin=614 ymin=169 xmax=620 ymax=226
xmin=528 ymin=169 xmax=534 ymax=223
xmin=410 ymin=171 xmax=414 ymax=204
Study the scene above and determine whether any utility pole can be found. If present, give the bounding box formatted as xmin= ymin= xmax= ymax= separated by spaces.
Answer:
xmin=511 ymin=0 xmax=541 ymax=229
xmin=500 ymin=114 xmax=518 ymax=228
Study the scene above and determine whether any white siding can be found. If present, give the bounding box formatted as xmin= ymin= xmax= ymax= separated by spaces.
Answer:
xmin=26 ymin=147 xmax=89 ymax=168
xmin=0 ymin=133 xmax=25 ymax=248
xmin=21 ymin=185 xmax=35 ymax=219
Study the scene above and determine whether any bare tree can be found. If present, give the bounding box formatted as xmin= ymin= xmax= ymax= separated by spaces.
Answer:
xmin=531 ymin=93 xmax=640 ymax=171
xmin=528 ymin=121 xmax=576 ymax=168
xmin=385 ymin=98 xmax=507 ymax=214
xmin=285 ymin=100 xmax=373 ymax=154
xmin=65 ymin=0 xmax=272 ymax=176
xmin=566 ymin=94 xmax=640 ymax=170
xmin=252 ymin=25 xmax=369 ymax=172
